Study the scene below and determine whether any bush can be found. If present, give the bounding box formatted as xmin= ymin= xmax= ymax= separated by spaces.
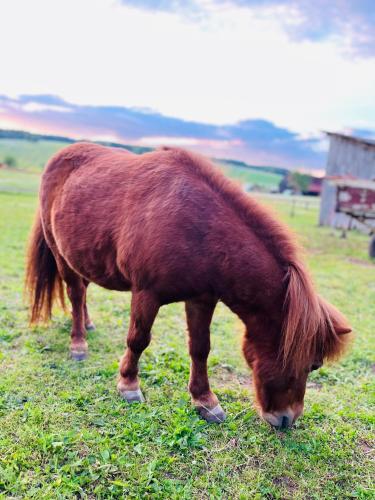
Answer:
xmin=4 ymin=155 xmax=17 ymax=168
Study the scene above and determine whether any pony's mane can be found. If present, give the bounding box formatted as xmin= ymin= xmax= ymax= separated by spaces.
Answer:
xmin=281 ymin=263 xmax=349 ymax=373
xmin=159 ymin=147 xmax=298 ymax=266
xmin=159 ymin=147 xmax=350 ymax=373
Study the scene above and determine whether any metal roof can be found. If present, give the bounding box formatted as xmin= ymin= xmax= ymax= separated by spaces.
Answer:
xmin=324 ymin=131 xmax=375 ymax=148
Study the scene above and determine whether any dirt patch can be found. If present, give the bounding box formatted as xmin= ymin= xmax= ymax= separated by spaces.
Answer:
xmin=359 ymin=439 xmax=374 ymax=456
xmin=211 ymin=364 xmax=252 ymax=391
xmin=273 ymin=475 xmax=297 ymax=495
xmin=347 ymin=257 xmax=374 ymax=268
xmin=307 ymin=381 xmax=323 ymax=390
xmin=232 ymin=456 xmax=262 ymax=474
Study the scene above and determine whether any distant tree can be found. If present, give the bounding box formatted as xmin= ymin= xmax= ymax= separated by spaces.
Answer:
xmin=4 ymin=155 xmax=17 ymax=168
xmin=290 ymin=172 xmax=311 ymax=193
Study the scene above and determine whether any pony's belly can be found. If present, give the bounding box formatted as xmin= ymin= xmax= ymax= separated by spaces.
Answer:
xmin=63 ymin=250 xmax=132 ymax=291
xmin=86 ymin=274 xmax=132 ymax=292
xmin=52 ymin=224 xmax=132 ymax=291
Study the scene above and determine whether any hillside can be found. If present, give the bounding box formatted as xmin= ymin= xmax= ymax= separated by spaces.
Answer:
xmin=0 ymin=129 xmax=283 ymax=191
xmin=0 ymin=129 xmax=152 ymax=171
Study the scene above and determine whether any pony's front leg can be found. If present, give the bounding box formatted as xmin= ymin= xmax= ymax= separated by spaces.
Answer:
xmin=118 ymin=291 xmax=159 ymax=403
xmin=185 ymin=296 xmax=226 ymax=423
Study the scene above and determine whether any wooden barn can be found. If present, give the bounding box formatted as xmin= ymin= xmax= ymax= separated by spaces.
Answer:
xmin=319 ymin=132 xmax=375 ymax=228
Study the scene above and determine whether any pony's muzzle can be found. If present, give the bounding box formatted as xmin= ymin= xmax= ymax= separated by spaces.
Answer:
xmin=261 ymin=405 xmax=303 ymax=429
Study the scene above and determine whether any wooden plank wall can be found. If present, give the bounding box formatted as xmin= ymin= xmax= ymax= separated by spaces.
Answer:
xmin=319 ymin=136 xmax=375 ymax=229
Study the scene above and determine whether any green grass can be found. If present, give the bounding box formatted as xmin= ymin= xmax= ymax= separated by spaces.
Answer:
xmin=0 ymin=139 xmax=68 ymax=172
xmin=0 ymin=168 xmax=40 ymax=194
xmin=0 ymin=169 xmax=374 ymax=498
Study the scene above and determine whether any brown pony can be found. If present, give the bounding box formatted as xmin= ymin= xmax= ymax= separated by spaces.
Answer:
xmin=26 ymin=143 xmax=351 ymax=428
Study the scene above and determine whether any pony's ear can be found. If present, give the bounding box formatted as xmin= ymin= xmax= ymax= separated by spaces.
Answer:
xmin=329 ymin=305 xmax=352 ymax=336
xmin=317 ymin=296 xmax=352 ymax=361
xmin=319 ymin=296 xmax=351 ymax=335
xmin=335 ymin=325 xmax=352 ymax=335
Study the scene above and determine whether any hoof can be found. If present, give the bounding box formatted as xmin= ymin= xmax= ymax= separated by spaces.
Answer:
xmin=119 ymin=388 xmax=145 ymax=403
xmin=197 ymin=403 xmax=226 ymax=423
xmin=70 ymin=349 xmax=88 ymax=361
xmin=86 ymin=322 xmax=96 ymax=331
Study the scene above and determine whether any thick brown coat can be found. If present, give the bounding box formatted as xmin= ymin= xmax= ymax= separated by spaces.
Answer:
xmin=26 ymin=143 xmax=351 ymax=427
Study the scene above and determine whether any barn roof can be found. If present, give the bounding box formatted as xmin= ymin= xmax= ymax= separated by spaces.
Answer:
xmin=324 ymin=131 xmax=375 ymax=148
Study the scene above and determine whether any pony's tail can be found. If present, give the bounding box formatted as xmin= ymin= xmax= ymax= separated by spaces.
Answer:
xmin=25 ymin=211 xmax=65 ymax=323
xmin=281 ymin=261 xmax=350 ymax=374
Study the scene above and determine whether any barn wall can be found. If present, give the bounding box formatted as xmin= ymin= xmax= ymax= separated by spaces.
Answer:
xmin=319 ymin=136 xmax=375 ymax=228
xmin=325 ymin=136 xmax=375 ymax=178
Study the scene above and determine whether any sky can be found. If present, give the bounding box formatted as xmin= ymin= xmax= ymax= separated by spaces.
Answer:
xmin=0 ymin=0 xmax=374 ymax=169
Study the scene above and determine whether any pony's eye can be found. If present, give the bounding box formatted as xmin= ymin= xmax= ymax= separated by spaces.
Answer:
xmin=311 ymin=363 xmax=322 ymax=371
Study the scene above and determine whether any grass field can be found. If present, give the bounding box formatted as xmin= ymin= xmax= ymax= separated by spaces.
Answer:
xmin=0 ymin=168 xmax=40 ymax=194
xmin=0 ymin=168 xmax=374 ymax=498
xmin=218 ymin=163 xmax=282 ymax=191
xmin=0 ymin=139 xmax=68 ymax=172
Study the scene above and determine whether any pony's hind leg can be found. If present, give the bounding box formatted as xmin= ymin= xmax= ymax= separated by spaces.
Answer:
xmin=83 ymin=280 xmax=95 ymax=331
xmin=118 ymin=291 xmax=159 ymax=403
xmin=66 ymin=278 xmax=88 ymax=360
xmin=185 ymin=295 xmax=226 ymax=423
xmin=57 ymin=262 xmax=88 ymax=360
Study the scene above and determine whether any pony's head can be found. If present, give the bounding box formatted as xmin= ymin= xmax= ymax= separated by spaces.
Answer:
xmin=243 ymin=263 xmax=351 ymax=428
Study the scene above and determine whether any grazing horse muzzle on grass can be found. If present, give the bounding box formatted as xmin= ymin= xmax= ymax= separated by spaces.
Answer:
xmin=242 ymin=282 xmax=351 ymax=428
xmin=252 ymin=369 xmax=306 ymax=428
xmin=25 ymin=143 xmax=351 ymax=429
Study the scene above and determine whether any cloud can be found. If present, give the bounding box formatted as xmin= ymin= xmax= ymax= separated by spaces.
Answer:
xmin=0 ymin=94 xmax=332 ymax=169
xmin=22 ymin=103 xmax=73 ymax=114
xmin=121 ymin=0 xmax=375 ymax=57
xmin=123 ymin=0 xmax=194 ymax=11
xmin=1 ymin=0 xmax=374 ymax=136
xmin=252 ymin=0 xmax=375 ymax=58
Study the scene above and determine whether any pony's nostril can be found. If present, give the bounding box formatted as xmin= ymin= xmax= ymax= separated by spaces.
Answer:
xmin=280 ymin=415 xmax=289 ymax=428
xmin=261 ymin=411 xmax=294 ymax=428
